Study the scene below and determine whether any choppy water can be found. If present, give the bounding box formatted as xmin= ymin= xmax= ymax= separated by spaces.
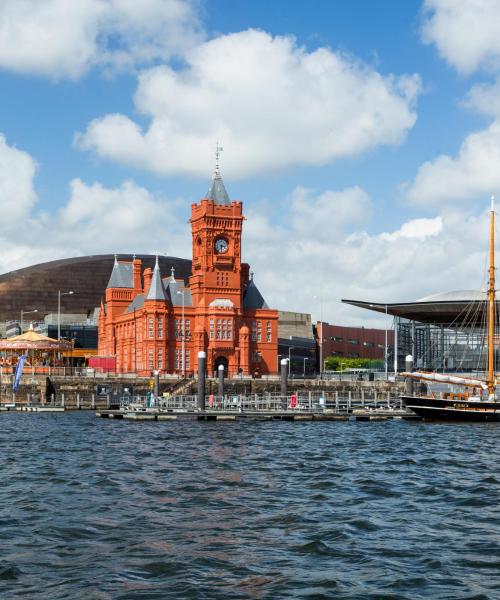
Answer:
xmin=1 ymin=414 xmax=500 ymax=599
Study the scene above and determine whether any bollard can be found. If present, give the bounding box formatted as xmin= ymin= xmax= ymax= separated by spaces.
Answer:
xmin=91 ymin=394 xmax=95 ymax=409
xmin=361 ymin=389 xmax=365 ymax=406
xmin=405 ymin=355 xmax=414 ymax=396
xmin=374 ymin=390 xmax=378 ymax=408
xmin=154 ymin=370 xmax=160 ymax=403
xmin=280 ymin=358 xmax=288 ymax=408
xmin=106 ymin=393 xmax=110 ymax=409
xmin=61 ymin=393 xmax=65 ymax=408
xmin=77 ymin=393 xmax=80 ymax=410
xmin=27 ymin=393 xmax=30 ymax=405
xmin=197 ymin=351 xmax=206 ymax=411
xmin=335 ymin=391 xmax=339 ymax=412
xmin=218 ymin=364 xmax=224 ymax=400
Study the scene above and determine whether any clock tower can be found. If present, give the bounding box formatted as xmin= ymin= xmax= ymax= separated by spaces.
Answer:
xmin=189 ymin=166 xmax=245 ymax=310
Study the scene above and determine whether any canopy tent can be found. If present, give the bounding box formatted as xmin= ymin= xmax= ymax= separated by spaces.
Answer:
xmin=0 ymin=327 xmax=73 ymax=351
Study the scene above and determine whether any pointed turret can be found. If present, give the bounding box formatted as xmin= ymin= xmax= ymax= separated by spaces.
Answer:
xmin=206 ymin=170 xmax=231 ymax=205
xmin=107 ymin=255 xmax=133 ymax=288
xmin=146 ymin=256 xmax=166 ymax=301
xmin=243 ymin=273 xmax=269 ymax=310
xmin=206 ymin=142 xmax=231 ymax=205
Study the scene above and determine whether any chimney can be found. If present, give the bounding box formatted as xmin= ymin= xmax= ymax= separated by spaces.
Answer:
xmin=133 ymin=257 xmax=142 ymax=292
xmin=143 ymin=267 xmax=153 ymax=294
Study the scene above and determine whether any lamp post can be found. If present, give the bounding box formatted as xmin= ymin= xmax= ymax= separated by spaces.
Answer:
xmin=288 ymin=346 xmax=295 ymax=377
xmin=369 ymin=303 xmax=389 ymax=380
xmin=58 ymin=290 xmax=74 ymax=340
xmin=20 ymin=309 xmax=38 ymax=333
xmin=177 ymin=289 xmax=185 ymax=377
xmin=303 ymin=357 xmax=311 ymax=378
xmin=340 ymin=361 xmax=346 ymax=380
xmin=313 ymin=295 xmax=324 ymax=379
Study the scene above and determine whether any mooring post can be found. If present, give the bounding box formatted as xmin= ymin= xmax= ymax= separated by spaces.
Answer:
xmin=91 ymin=393 xmax=95 ymax=409
xmin=335 ymin=391 xmax=339 ymax=412
xmin=405 ymin=355 xmax=414 ymax=397
xmin=361 ymin=389 xmax=365 ymax=406
xmin=374 ymin=390 xmax=378 ymax=408
xmin=154 ymin=370 xmax=160 ymax=406
xmin=61 ymin=393 xmax=65 ymax=408
xmin=197 ymin=351 xmax=206 ymax=411
xmin=218 ymin=364 xmax=224 ymax=400
xmin=77 ymin=393 xmax=80 ymax=410
xmin=280 ymin=358 xmax=288 ymax=408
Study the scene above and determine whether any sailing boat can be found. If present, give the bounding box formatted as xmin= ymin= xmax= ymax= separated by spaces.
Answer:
xmin=402 ymin=198 xmax=500 ymax=421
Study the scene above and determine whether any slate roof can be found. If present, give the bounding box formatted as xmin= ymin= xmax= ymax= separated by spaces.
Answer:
xmin=163 ymin=274 xmax=193 ymax=307
xmin=125 ymin=294 xmax=145 ymax=313
xmin=146 ymin=257 xmax=166 ymax=301
xmin=107 ymin=258 xmax=133 ymax=288
xmin=206 ymin=170 xmax=231 ymax=205
xmin=243 ymin=278 xmax=269 ymax=310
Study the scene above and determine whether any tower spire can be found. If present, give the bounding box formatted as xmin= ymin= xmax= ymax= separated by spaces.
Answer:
xmin=206 ymin=142 xmax=230 ymax=205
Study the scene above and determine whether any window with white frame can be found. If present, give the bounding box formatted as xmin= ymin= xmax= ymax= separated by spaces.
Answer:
xmin=266 ymin=321 xmax=272 ymax=342
xmin=157 ymin=348 xmax=163 ymax=370
xmin=209 ymin=319 xmax=214 ymax=340
xmin=157 ymin=317 xmax=163 ymax=339
xmin=148 ymin=318 xmax=154 ymax=339
xmin=148 ymin=347 xmax=154 ymax=369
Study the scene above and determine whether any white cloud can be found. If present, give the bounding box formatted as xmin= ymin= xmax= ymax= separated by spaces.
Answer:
xmin=78 ymin=29 xmax=421 ymax=178
xmin=0 ymin=134 xmax=38 ymax=227
xmin=421 ymin=0 xmax=500 ymax=75
xmin=380 ymin=217 xmax=442 ymax=241
xmin=405 ymin=120 xmax=500 ymax=205
xmin=245 ymin=187 xmax=489 ymax=326
xmin=0 ymin=0 xmax=201 ymax=80
xmin=0 ymin=136 xmax=492 ymax=327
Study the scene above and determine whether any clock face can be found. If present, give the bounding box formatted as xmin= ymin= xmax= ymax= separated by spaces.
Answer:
xmin=215 ymin=238 xmax=228 ymax=254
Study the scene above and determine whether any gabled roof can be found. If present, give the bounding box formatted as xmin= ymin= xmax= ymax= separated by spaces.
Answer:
xmin=146 ymin=257 xmax=166 ymax=301
xmin=243 ymin=278 xmax=269 ymax=310
xmin=107 ymin=257 xmax=133 ymax=288
xmin=163 ymin=270 xmax=193 ymax=307
xmin=125 ymin=294 xmax=145 ymax=313
xmin=206 ymin=169 xmax=231 ymax=205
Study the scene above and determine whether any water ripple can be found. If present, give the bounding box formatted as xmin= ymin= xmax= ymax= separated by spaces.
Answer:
xmin=2 ymin=414 xmax=500 ymax=598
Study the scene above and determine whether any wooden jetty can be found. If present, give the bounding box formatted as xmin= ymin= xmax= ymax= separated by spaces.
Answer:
xmin=96 ymin=408 xmax=420 ymax=422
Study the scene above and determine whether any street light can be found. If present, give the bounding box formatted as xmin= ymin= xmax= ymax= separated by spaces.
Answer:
xmin=340 ymin=361 xmax=347 ymax=380
xmin=369 ymin=302 xmax=388 ymax=380
xmin=313 ymin=295 xmax=324 ymax=379
xmin=176 ymin=289 xmax=185 ymax=377
xmin=58 ymin=290 xmax=74 ymax=340
xmin=288 ymin=346 xmax=295 ymax=377
xmin=20 ymin=309 xmax=38 ymax=333
xmin=303 ymin=357 xmax=311 ymax=378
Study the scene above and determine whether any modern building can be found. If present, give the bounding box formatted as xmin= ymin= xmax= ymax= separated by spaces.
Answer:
xmin=278 ymin=310 xmax=316 ymax=377
xmin=343 ymin=291 xmax=499 ymax=373
xmin=96 ymin=166 xmax=279 ymax=376
xmin=316 ymin=322 xmax=394 ymax=364
xmin=0 ymin=254 xmax=191 ymax=323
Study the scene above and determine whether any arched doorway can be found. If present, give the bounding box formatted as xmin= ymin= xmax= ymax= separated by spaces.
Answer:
xmin=214 ymin=356 xmax=229 ymax=377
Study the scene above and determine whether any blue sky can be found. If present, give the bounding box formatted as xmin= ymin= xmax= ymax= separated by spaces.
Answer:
xmin=1 ymin=0 xmax=500 ymax=325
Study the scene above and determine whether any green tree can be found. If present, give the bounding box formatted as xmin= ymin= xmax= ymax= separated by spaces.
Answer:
xmin=324 ymin=356 xmax=384 ymax=371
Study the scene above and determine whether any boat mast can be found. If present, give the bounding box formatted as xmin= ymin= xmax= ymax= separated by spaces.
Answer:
xmin=488 ymin=196 xmax=495 ymax=396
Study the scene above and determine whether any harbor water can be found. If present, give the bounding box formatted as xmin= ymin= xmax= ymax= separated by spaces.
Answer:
xmin=1 ymin=413 xmax=500 ymax=599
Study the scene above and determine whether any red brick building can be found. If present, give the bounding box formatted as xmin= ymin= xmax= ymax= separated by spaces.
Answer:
xmin=96 ymin=167 xmax=278 ymax=376
xmin=317 ymin=322 xmax=394 ymax=362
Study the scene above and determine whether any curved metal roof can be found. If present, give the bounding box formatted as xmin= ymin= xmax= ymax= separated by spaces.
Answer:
xmin=342 ymin=291 xmax=496 ymax=326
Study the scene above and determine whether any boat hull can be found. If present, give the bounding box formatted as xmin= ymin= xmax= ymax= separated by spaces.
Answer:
xmin=402 ymin=395 xmax=500 ymax=421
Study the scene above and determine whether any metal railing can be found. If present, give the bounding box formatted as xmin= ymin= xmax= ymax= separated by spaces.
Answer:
xmin=119 ymin=391 xmax=405 ymax=413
